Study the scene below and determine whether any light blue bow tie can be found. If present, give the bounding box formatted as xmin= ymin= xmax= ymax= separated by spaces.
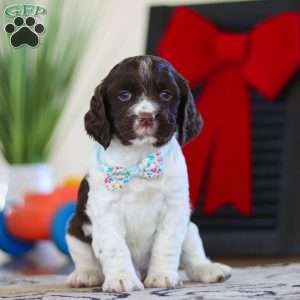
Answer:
xmin=96 ymin=144 xmax=169 ymax=191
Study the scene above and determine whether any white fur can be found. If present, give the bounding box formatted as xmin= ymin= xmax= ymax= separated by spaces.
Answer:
xmin=67 ymin=234 xmax=104 ymax=287
xmin=129 ymin=96 xmax=158 ymax=137
xmin=131 ymin=97 xmax=158 ymax=116
xmin=67 ymin=136 xmax=231 ymax=292
xmin=139 ymin=56 xmax=152 ymax=81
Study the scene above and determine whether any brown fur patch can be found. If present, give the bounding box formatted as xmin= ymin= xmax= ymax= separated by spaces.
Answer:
xmin=68 ymin=176 xmax=92 ymax=244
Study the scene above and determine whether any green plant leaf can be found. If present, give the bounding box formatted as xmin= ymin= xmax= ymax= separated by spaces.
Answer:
xmin=0 ymin=0 xmax=93 ymax=163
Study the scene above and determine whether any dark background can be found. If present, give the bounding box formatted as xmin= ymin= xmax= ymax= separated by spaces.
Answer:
xmin=146 ymin=0 xmax=300 ymax=256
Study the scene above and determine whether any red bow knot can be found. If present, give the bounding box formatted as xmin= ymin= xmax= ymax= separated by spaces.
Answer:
xmin=158 ymin=8 xmax=300 ymax=215
xmin=214 ymin=33 xmax=247 ymax=64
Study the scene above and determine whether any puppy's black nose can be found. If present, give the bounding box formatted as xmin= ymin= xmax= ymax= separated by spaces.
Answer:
xmin=138 ymin=112 xmax=155 ymax=127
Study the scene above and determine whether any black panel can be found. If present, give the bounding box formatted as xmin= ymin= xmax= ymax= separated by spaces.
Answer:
xmin=146 ymin=0 xmax=300 ymax=255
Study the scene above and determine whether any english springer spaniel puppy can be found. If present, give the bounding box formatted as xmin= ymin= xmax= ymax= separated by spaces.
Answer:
xmin=66 ymin=55 xmax=231 ymax=293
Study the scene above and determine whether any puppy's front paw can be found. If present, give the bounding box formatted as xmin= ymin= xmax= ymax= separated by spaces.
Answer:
xmin=144 ymin=271 xmax=181 ymax=288
xmin=103 ymin=273 xmax=144 ymax=292
xmin=186 ymin=262 xmax=232 ymax=283
xmin=67 ymin=269 xmax=103 ymax=288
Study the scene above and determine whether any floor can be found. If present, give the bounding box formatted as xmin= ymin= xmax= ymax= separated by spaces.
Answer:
xmin=1 ymin=244 xmax=300 ymax=299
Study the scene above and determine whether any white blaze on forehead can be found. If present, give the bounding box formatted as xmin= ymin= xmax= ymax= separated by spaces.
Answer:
xmin=139 ymin=56 xmax=152 ymax=82
xmin=131 ymin=97 xmax=158 ymax=115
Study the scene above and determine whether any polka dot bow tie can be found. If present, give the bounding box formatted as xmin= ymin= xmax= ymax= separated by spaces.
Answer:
xmin=96 ymin=145 xmax=169 ymax=192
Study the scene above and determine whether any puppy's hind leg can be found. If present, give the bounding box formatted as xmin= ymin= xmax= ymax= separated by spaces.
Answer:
xmin=67 ymin=234 xmax=104 ymax=288
xmin=181 ymin=222 xmax=231 ymax=283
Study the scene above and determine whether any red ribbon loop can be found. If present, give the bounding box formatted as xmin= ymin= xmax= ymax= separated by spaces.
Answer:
xmin=158 ymin=8 xmax=300 ymax=215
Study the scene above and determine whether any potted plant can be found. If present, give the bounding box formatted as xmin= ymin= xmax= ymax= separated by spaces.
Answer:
xmin=0 ymin=1 xmax=90 ymax=207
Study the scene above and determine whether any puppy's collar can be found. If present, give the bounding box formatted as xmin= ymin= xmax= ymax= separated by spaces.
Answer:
xmin=96 ymin=144 xmax=169 ymax=192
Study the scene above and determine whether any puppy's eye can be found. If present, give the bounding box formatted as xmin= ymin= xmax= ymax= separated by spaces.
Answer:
xmin=118 ymin=90 xmax=132 ymax=102
xmin=160 ymin=90 xmax=172 ymax=101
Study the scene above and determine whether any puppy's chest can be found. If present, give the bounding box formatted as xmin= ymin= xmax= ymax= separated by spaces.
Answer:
xmin=89 ymin=173 xmax=167 ymax=235
xmin=121 ymin=186 xmax=167 ymax=263
xmin=122 ymin=185 xmax=166 ymax=234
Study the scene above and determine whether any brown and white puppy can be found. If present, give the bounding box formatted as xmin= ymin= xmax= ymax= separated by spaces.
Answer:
xmin=67 ymin=55 xmax=231 ymax=293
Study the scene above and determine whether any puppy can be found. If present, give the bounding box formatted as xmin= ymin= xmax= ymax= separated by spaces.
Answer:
xmin=67 ymin=55 xmax=231 ymax=292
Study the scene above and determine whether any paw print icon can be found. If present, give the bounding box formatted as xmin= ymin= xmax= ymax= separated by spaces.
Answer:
xmin=5 ymin=16 xmax=44 ymax=48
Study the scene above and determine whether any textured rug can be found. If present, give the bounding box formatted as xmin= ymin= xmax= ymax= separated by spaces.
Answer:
xmin=1 ymin=264 xmax=300 ymax=300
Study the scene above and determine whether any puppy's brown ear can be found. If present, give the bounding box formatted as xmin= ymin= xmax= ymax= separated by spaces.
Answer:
xmin=84 ymin=84 xmax=112 ymax=149
xmin=176 ymin=73 xmax=203 ymax=146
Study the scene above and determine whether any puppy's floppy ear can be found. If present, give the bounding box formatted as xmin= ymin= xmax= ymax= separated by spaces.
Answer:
xmin=84 ymin=84 xmax=112 ymax=149
xmin=176 ymin=73 xmax=203 ymax=146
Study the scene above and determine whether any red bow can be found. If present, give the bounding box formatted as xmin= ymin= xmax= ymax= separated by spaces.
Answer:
xmin=158 ymin=8 xmax=300 ymax=215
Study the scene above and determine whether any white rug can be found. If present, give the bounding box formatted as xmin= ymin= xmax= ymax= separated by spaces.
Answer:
xmin=1 ymin=264 xmax=300 ymax=299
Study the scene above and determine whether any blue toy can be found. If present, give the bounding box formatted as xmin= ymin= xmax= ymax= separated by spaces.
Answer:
xmin=0 ymin=212 xmax=34 ymax=256
xmin=51 ymin=202 xmax=76 ymax=255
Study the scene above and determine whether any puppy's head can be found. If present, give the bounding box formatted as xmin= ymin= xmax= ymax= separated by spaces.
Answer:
xmin=84 ymin=55 xmax=202 ymax=148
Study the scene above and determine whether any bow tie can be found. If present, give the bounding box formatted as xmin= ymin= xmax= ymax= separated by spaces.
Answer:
xmin=159 ymin=8 xmax=300 ymax=215
xmin=96 ymin=145 xmax=169 ymax=191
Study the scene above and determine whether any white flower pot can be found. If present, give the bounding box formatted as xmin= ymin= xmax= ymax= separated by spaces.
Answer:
xmin=0 ymin=163 xmax=56 ymax=209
